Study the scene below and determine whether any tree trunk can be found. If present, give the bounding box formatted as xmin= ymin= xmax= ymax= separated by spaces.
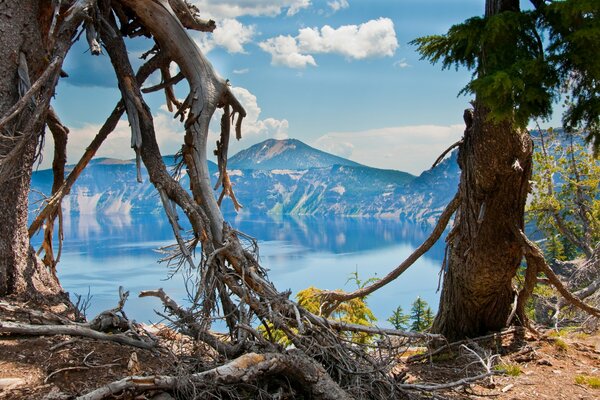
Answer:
xmin=0 ymin=1 xmax=63 ymax=300
xmin=432 ymin=0 xmax=533 ymax=341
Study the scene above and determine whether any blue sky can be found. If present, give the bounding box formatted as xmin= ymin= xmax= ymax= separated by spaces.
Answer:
xmin=46 ymin=0 xmax=552 ymax=175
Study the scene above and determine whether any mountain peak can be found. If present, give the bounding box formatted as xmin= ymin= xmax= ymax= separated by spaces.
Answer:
xmin=228 ymin=138 xmax=362 ymax=170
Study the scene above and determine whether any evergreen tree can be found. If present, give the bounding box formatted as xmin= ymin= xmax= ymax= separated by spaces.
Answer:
xmin=410 ymin=297 xmax=430 ymax=332
xmin=423 ymin=307 xmax=435 ymax=331
xmin=412 ymin=0 xmax=600 ymax=340
xmin=528 ymin=128 xmax=599 ymax=261
xmin=387 ymin=305 xmax=410 ymax=330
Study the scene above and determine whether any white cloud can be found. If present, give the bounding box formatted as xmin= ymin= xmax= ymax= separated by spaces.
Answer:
xmin=233 ymin=68 xmax=249 ymax=74
xmin=259 ymin=18 xmax=398 ymax=68
xmin=213 ymin=19 xmax=256 ymax=53
xmin=259 ymin=35 xmax=317 ymax=68
xmin=227 ymin=86 xmax=289 ymax=140
xmin=328 ymin=0 xmax=349 ymax=12
xmin=393 ymin=58 xmax=410 ymax=69
xmin=313 ymin=124 xmax=464 ymax=174
xmin=194 ymin=18 xmax=255 ymax=54
xmin=190 ymin=1 xmax=311 ymax=19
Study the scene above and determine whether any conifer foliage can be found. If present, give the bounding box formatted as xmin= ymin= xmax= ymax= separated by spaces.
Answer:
xmin=413 ymin=0 xmax=600 ymax=149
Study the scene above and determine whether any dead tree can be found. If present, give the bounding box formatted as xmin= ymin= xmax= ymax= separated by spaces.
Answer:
xmin=1 ymin=1 xmax=444 ymax=398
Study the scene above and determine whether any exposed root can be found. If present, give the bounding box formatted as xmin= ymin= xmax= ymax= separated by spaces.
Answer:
xmin=76 ymin=351 xmax=351 ymax=400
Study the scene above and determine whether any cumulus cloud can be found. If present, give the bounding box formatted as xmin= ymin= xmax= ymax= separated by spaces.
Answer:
xmin=259 ymin=35 xmax=317 ymax=68
xmin=313 ymin=124 xmax=464 ymax=174
xmin=194 ymin=18 xmax=255 ymax=54
xmin=226 ymin=87 xmax=289 ymax=140
xmin=328 ymin=0 xmax=349 ymax=12
xmin=259 ymin=18 xmax=398 ymax=68
xmin=190 ymin=0 xmax=311 ymax=19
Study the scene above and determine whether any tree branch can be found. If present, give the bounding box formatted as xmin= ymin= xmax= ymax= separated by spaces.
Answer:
xmin=515 ymin=228 xmax=600 ymax=318
xmin=322 ymin=193 xmax=459 ymax=303
xmin=431 ymin=140 xmax=462 ymax=169
xmin=76 ymin=351 xmax=351 ymax=400
xmin=28 ymin=52 xmax=169 ymax=237
xmin=0 ymin=321 xmax=155 ymax=350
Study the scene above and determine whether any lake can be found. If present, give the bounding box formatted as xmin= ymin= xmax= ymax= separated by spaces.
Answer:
xmin=48 ymin=212 xmax=446 ymax=329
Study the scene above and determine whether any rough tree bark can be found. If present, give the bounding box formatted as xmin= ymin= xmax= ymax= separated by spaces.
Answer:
xmin=432 ymin=0 xmax=534 ymax=341
xmin=0 ymin=1 xmax=63 ymax=300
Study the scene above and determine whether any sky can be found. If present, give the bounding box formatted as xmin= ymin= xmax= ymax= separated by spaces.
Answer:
xmin=45 ymin=0 xmax=552 ymax=175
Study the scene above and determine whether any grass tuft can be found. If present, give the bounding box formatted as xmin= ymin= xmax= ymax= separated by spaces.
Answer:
xmin=575 ymin=375 xmax=600 ymax=389
xmin=495 ymin=363 xmax=522 ymax=376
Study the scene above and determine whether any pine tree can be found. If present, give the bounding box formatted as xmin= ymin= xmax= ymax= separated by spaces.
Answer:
xmin=410 ymin=297 xmax=430 ymax=332
xmin=412 ymin=0 xmax=600 ymax=340
xmin=387 ymin=305 xmax=410 ymax=330
xmin=423 ymin=307 xmax=435 ymax=331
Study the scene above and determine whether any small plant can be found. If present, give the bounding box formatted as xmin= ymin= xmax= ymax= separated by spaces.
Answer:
xmin=553 ymin=338 xmax=569 ymax=351
xmin=495 ymin=363 xmax=522 ymax=377
xmin=431 ymin=351 xmax=456 ymax=362
xmin=260 ymin=285 xmax=377 ymax=346
xmin=346 ymin=267 xmax=379 ymax=290
xmin=574 ymin=332 xmax=590 ymax=340
xmin=575 ymin=375 xmax=600 ymax=389
xmin=387 ymin=305 xmax=410 ymax=330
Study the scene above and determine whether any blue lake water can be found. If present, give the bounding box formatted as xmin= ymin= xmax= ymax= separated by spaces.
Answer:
xmin=49 ymin=213 xmax=446 ymax=329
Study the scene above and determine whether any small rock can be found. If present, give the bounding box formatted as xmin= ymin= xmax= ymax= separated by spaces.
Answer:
xmin=151 ymin=393 xmax=175 ymax=400
xmin=42 ymin=387 xmax=71 ymax=400
xmin=0 ymin=378 xmax=26 ymax=389
xmin=128 ymin=351 xmax=141 ymax=375
xmin=537 ymin=359 xmax=553 ymax=366
xmin=501 ymin=383 xmax=514 ymax=393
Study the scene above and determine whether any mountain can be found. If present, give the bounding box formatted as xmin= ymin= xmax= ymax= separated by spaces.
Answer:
xmin=29 ymin=139 xmax=459 ymax=223
xmin=229 ymin=138 xmax=362 ymax=170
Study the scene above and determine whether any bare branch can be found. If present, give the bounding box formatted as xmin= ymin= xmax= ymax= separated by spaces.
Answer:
xmin=168 ymin=0 xmax=216 ymax=32
xmin=29 ymin=52 xmax=170 ymax=237
xmin=141 ymin=72 xmax=184 ymax=94
xmin=0 ymin=58 xmax=61 ymax=132
xmin=431 ymin=139 xmax=462 ymax=169
xmin=322 ymin=193 xmax=459 ymax=303
xmin=76 ymin=351 xmax=351 ymax=400
xmin=0 ymin=321 xmax=155 ymax=350
xmin=400 ymin=371 xmax=497 ymax=391
xmin=515 ymin=228 xmax=600 ymax=318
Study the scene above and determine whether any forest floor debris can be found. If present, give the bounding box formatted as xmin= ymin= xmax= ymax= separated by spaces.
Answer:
xmin=0 ymin=301 xmax=598 ymax=399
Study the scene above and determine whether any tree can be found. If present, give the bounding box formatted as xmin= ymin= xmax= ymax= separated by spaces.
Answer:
xmin=423 ymin=306 xmax=435 ymax=330
xmin=0 ymin=2 xmax=79 ymax=301
xmin=387 ymin=305 xmax=410 ymax=330
xmin=410 ymin=297 xmax=433 ymax=332
xmin=1 ymin=1 xmax=437 ymax=397
xmin=528 ymin=128 xmax=599 ymax=261
xmin=414 ymin=0 xmax=600 ymax=340
xmin=528 ymin=127 xmax=600 ymax=323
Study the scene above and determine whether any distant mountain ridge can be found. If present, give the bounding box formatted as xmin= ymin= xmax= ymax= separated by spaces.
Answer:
xmin=228 ymin=138 xmax=363 ymax=170
xmin=30 ymin=139 xmax=459 ymax=223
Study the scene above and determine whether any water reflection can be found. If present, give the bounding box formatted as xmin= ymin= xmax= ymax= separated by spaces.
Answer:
xmin=39 ymin=213 xmax=445 ymax=327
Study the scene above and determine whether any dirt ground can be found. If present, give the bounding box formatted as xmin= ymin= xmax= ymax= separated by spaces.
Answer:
xmin=0 ymin=301 xmax=598 ymax=399
xmin=406 ymin=329 xmax=600 ymax=399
